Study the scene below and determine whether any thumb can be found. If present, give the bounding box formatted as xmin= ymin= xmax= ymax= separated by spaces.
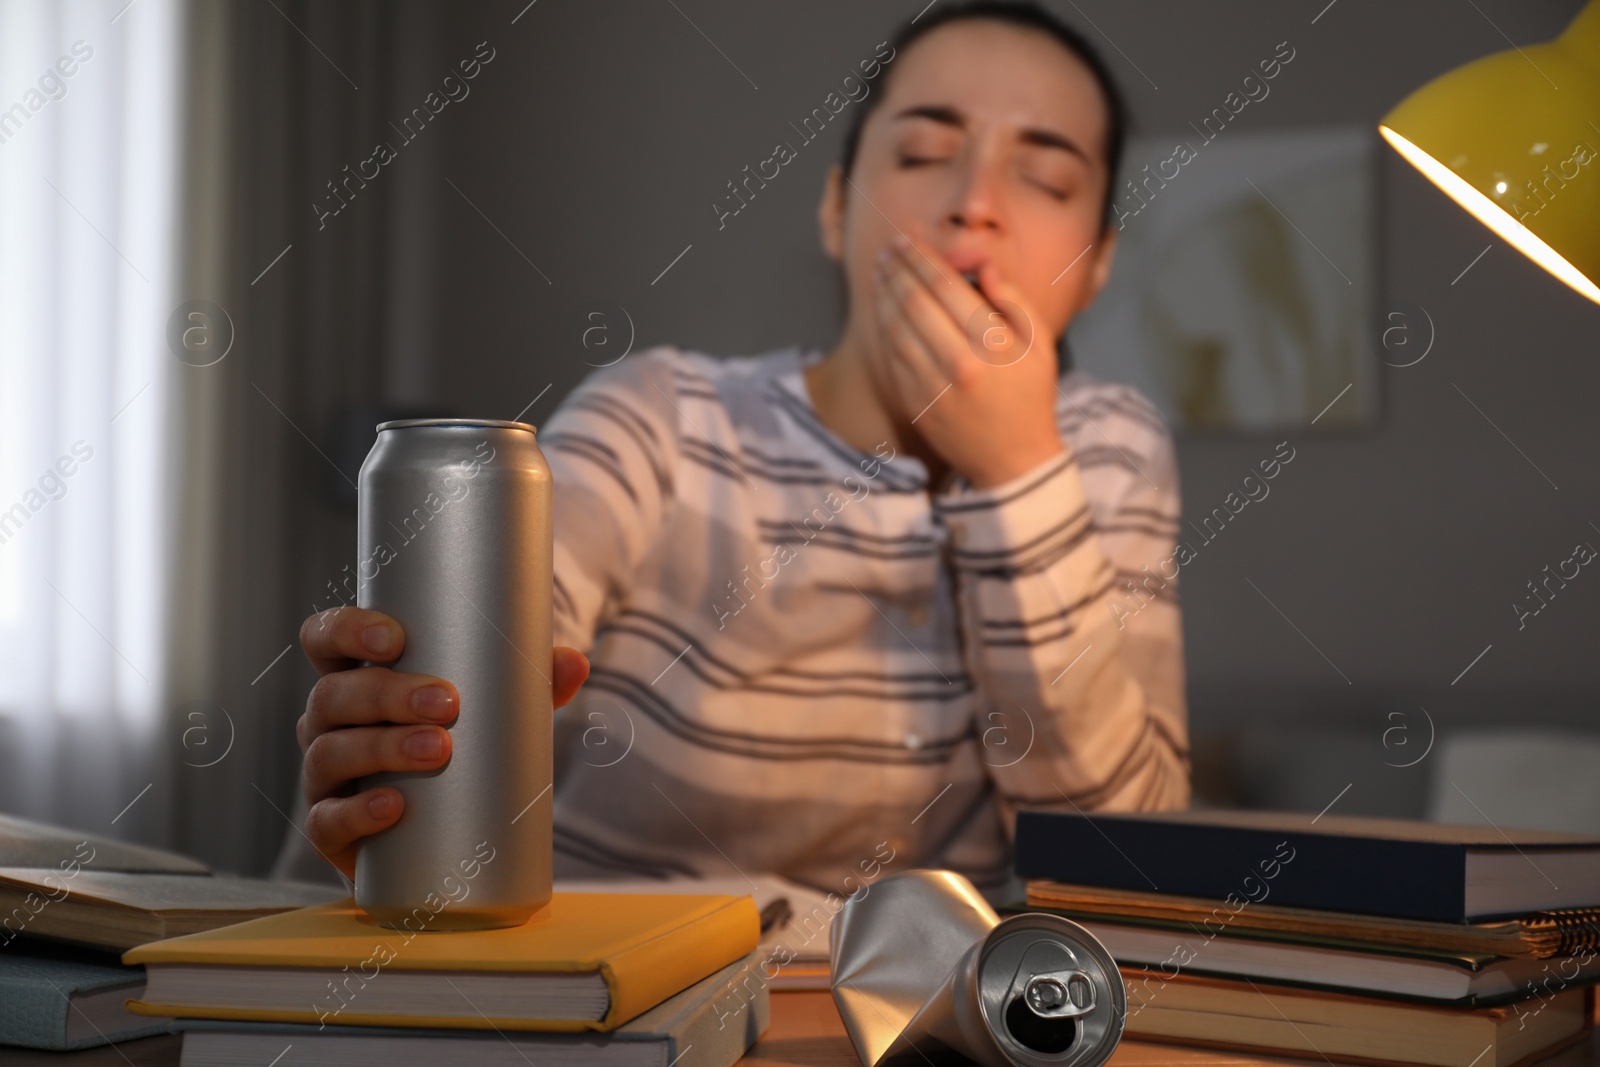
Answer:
xmin=975 ymin=261 xmax=1032 ymax=321
xmin=973 ymin=262 xmax=1039 ymax=361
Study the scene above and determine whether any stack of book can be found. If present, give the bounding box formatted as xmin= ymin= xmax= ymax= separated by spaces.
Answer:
xmin=0 ymin=812 xmax=345 ymax=1053
xmin=121 ymin=889 xmax=765 ymax=1067
xmin=0 ymin=813 xmax=769 ymax=1067
xmin=1014 ymin=809 xmax=1600 ymax=1067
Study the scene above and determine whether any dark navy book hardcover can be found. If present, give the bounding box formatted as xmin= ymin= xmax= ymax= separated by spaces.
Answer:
xmin=1013 ymin=809 xmax=1600 ymax=923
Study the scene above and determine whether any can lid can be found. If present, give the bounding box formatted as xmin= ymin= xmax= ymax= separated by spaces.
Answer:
xmin=978 ymin=914 xmax=1126 ymax=1067
xmin=376 ymin=418 xmax=536 ymax=434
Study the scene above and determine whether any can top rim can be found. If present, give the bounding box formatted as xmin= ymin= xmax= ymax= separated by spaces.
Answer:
xmin=376 ymin=418 xmax=536 ymax=434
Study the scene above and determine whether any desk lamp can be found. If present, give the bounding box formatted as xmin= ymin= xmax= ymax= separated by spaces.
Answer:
xmin=1378 ymin=0 xmax=1600 ymax=304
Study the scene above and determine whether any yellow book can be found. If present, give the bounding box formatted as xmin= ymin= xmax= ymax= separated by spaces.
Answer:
xmin=122 ymin=892 xmax=760 ymax=1033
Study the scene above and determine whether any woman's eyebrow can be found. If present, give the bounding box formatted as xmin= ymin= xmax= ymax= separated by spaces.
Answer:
xmin=1018 ymin=126 xmax=1088 ymax=162
xmin=892 ymin=104 xmax=1088 ymax=162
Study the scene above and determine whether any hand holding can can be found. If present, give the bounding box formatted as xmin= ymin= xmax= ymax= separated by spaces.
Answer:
xmin=294 ymin=608 xmax=589 ymax=887
xmin=294 ymin=417 xmax=581 ymax=931
xmin=353 ymin=418 xmax=554 ymax=931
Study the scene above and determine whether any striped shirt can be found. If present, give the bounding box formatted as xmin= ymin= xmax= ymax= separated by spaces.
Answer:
xmin=545 ymin=344 xmax=1189 ymax=898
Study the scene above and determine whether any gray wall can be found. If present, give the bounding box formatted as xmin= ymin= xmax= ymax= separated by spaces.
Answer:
xmin=297 ymin=1 xmax=1598 ymax=824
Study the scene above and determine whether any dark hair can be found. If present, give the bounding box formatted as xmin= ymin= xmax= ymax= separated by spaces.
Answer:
xmin=838 ymin=1 xmax=1129 ymax=228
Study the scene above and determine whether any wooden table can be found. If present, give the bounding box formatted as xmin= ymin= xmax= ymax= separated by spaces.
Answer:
xmin=742 ymin=992 xmax=1600 ymax=1067
xmin=5 ymin=992 xmax=1597 ymax=1065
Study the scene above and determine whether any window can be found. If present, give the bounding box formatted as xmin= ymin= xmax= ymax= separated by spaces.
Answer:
xmin=0 ymin=0 xmax=182 ymax=828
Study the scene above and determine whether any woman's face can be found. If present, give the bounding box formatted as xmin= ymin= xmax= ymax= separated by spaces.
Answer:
xmin=821 ymin=19 xmax=1118 ymax=356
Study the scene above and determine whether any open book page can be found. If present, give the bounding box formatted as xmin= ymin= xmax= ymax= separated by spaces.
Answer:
xmin=0 ymin=813 xmax=209 ymax=874
xmin=0 ymin=868 xmax=345 ymax=913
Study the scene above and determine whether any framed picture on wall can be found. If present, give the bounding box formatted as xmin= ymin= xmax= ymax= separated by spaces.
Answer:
xmin=1067 ymin=125 xmax=1379 ymax=433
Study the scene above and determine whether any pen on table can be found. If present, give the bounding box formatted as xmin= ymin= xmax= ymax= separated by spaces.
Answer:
xmin=758 ymin=897 xmax=792 ymax=936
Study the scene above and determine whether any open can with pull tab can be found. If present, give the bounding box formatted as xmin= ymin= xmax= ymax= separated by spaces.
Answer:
xmin=831 ymin=870 xmax=1124 ymax=1067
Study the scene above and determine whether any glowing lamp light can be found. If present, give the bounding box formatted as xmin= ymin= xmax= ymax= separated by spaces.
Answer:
xmin=1378 ymin=0 xmax=1600 ymax=305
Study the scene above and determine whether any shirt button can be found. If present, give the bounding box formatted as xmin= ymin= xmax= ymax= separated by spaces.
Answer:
xmin=904 ymin=733 xmax=923 ymax=750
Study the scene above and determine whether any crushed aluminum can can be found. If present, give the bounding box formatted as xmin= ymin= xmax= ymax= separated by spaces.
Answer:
xmin=830 ymin=870 xmax=1125 ymax=1067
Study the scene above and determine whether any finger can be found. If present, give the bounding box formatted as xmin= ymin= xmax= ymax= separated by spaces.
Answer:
xmin=303 ymin=724 xmax=452 ymax=805
xmin=887 ymin=233 xmax=960 ymax=292
xmin=876 ymin=286 xmax=947 ymax=406
xmin=887 ymin=238 xmax=1041 ymax=370
xmin=862 ymin=292 xmax=925 ymax=426
xmin=876 ymin=284 xmax=953 ymax=416
xmin=553 ymin=647 xmax=590 ymax=708
xmin=304 ymin=788 xmax=404 ymax=878
xmin=877 ymin=266 xmax=962 ymax=389
xmin=301 ymin=667 xmax=459 ymax=748
xmin=300 ymin=607 xmax=405 ymax=675
xmin=887 ymin=235 xmax=983 ymax=327
xmin=974 ymin=258 xmax=1026 ymax=307
xmin=973 ymin=261 xmax=1040 ymax=361
xmin=888 ymin=257 xmax=987 ymax=382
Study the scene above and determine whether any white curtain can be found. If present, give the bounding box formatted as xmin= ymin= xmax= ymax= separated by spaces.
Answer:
xmin=0 ymin=0 xmax=183 ymax=836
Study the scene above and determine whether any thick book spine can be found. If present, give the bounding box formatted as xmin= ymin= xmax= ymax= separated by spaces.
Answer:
xmin=1014 ymin=812 xmax=1471 ymax=922
xmin=0 ymin=971 xmax=75 ymax=1049
xmin=643 ymin=951 xmax=770 ymax=1067
xmin=601 ymin=896 xmax=762 ymax=1028
xmin=0 ymin=974 xmax=165 ymax=1051
xmin=174 ymin=952 xmax=771 ymax=1067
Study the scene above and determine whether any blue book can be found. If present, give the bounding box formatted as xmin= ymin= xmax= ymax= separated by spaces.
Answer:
xmin=1014 ymin=809 xmax=1600 ymax=923
xmin=0 ymin=939 xmax=169 ymax=1050
xmin=172 ymin=950 xmax=770 ymax=1067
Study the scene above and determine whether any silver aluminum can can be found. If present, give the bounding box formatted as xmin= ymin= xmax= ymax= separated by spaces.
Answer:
xmin=831 ymin=870 xmax=1124 ymax=1067
xmin=353 ymin=418 xmax=553 ymax=931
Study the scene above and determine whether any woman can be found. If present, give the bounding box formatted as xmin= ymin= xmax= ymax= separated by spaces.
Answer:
xmin=293 ymin=1 xmax=1189 ymax=901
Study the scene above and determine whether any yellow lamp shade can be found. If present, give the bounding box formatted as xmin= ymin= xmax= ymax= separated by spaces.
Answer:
xmin=1379 ymin=0 xmax=1600 ymax=304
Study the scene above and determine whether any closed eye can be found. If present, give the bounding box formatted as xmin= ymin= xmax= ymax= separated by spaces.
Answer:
xmin=1027 ymin=177 xmax=1069 ymax=200
xmin=898 ymin=155 xmax=950 ymax=168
